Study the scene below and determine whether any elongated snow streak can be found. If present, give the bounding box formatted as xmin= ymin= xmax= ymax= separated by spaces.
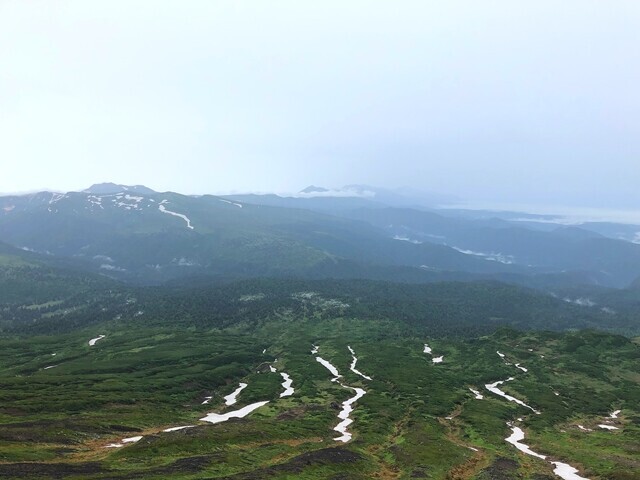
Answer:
xmin=279 ymin=372 xmax=294 ymax=397
xmin=610 ymin=410 xmax=621 ymax=418
xmin=316 ymin=357 xmax=341 ymax=381
xmin=469 ymin=388 xmax=484 ymax=399
xmin=224 ymin=383 xmax=247 ymax=406
xmin=333 ymin=385 xmax=366 ymax=442
xmin=89 ymin=335 xmax=105 ymax=346
xmin=269 ymin=365 xmax=277 ymax=373
xmin=485 ymin=378 xmax=541 ymax=414
xmin=505 ymin=425 xmax=546 ymax=459
xmin=202 ymin=396 xmax=212 ymax=405
xmin=200 ymin=401 xmax=269 ymax=424
xmin=552 ymin=462 xmax=590 ymax=480
xmin=158 ymin=204 xmax=194 ymax=230
xmin=347 ymin=346 xmax=372 ymax=380
xmin=163 ymin=425 xmax=195 ymax=432
xmin=515 ymin=363 xmax=528 ymax=372
xmin=44 ymin=365 xmax=58 ymax=370
xmin=220 ymin=199 xmax=243 ymax=208
xmin=598 ymin=424 xmax=619 ymax=430
xmin=315 ymin=353 xmax=366 ymax=442
xmin=505 ymin=423 xmax=589 ymax=480
xmin=105 ymin=435 xmax=143 ymax=448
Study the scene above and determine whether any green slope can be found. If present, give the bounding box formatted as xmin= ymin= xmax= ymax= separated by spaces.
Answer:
xmin=0 ymin=314 xmax=637 ymax=479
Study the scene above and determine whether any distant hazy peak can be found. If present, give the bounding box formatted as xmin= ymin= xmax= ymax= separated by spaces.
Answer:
xmin=299 ymin=185 xmax=330 ymax=194
xmin=82 ymin=183 xmax=157 ymax=195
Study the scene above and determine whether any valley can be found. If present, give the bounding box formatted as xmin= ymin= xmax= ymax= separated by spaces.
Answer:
xmin=0 ymin=185 xmax=639 ymax=479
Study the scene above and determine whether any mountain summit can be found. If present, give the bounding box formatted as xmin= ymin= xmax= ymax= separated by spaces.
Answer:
xmin=82 ymin=183 xmax=157 ymax=195
xmin=299 ymin=185 xmax=330 ymax=194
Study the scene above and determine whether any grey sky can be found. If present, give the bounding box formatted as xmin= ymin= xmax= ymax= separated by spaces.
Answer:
xmin=1 ymin=1 xmax=639 ymax=207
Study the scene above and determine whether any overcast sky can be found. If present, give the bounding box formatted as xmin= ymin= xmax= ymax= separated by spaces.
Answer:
xmin=1 ymin=1 xmax=639 ymax=207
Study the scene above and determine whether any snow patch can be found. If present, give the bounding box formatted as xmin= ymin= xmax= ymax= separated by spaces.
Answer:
xmin=158 ymin=204 xmax=194 ymax=229
xmin=279 ymin=372 xmax=294 ymax=397
xmin=505 ymin=423 xmax=590 ymax=479
xmin=347 ymin=346 xmax=372 ymax=380
xmin=49 ymin=193 xmax=66 ymax=205
xmin=392 ymin=235 xmax=422 ymax=244
xmin=200 ymin=401 xmax=269 ymax=424
xmin=315 ymin=351 xmax=366 ymax=442
xmin=100 ymin=264 xmax=126 ymax=272
xmin=469 ymin=388 xmax=484 ymax=400
xmin=598 ymin=424 xmax=619 ymax=430
xmin=123 ymin=436 xmax=143 ymax=443
xmin=163 ymin=425 xmax=195 ymax=432
xmin=105 ymin=435 xmax=143 ymax=448
xmin=423 ymin=343 xmax=443 ymax=363
xmin=333 ymin=385 xmax=367 ymax=443
xmin=485 ymin=378 xmax=541 ymax=414
xmin=89 ymin=335 xmax=106 ymax=346
xmin=505 ymin=425 xmax=546 ymax=459
xmin=316 ymin=357 xmax=341 ymax=381
xmin=563 ymin=297 xmax=596 ymax=307
xmin=173 ymin=257 xmax=197 ymax=267
xmin=224 ymin=383 xmax=247 ymax=406
xmin=552 ymin=462 xmax=590 ymax=480
xmin=452 ymin=247 xmax=514 ymax=264
xmin=220 ymin=199 xmax=243 ymax=208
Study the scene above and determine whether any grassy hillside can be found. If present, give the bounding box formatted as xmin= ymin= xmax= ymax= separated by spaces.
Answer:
xmin=0 ymin=314 xmax=637 ymax=479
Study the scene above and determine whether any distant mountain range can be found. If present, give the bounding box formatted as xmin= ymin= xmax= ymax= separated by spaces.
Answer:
xmin=295 ymin=184 xmax=459 ymax=207
xmin=0 ymin=183 xmax=639 ymax=289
